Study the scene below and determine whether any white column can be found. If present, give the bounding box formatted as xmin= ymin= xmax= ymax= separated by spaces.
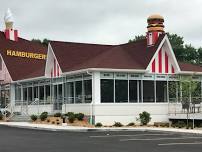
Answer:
xmin=92 ymin=71 xmax=101 ymax=104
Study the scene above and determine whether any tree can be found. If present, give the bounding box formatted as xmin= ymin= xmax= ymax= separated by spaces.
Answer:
xmin=167 ymin=33 xmax=185 ymax=61
xmin=197 ymin=47 xmax=202 ymax=65
xmin=128 ymin=35 xmax=146 ymax=43
xmin=184 ymin=44 xmax=197 ymax=64
xmin=31 ymin=38 xmax=50 ymax=46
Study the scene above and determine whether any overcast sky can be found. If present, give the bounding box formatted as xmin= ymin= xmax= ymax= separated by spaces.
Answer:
xmin=1 ymin=0 xmax=202 ymax=47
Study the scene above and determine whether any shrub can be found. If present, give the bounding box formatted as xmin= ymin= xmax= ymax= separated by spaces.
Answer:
xmin=40 ymin=112 xmax=48 ymax=121
xmin=95 ymin=122 xmax=103 ymax=127
xmin=188 ymin=122 xmax=194 ymax=129
xmin=57 ymin=122 xmax=60 ymax=125
xmin=0 ymin=113 xmax=3 ymax=120
xmin=68 ymin=114 xmax=75 ymax=123
xmin=139 ymin=111 xmax=151 ymax=125
xmin=75 ymin=113 xmax=84 ymax=121
xmin=65 ymin=112 xmax=74 ymax=117
xmin=47 ymin=119 xmax=50 ymax=123
xmin=113 ymin=122 xmax=123 ymax=127
xmin=127 ymin=122 xmax=135 ymax=126
xmin=30 ymin=115 xmax=37 ymax=121
xmin=176 ymin=121 xmax=186 ymax=128
xmin=54 ymin=112 xmax=62 ymax=117
xmin=52 ymin=121 xmax=55 ymax=124
xmin=5 ymin=111 xmax=11 ymax=117
xmin=154 ymin=122 xmax=169 ymax=127
xmin=199 ymin=123 xmax=202 ymax=128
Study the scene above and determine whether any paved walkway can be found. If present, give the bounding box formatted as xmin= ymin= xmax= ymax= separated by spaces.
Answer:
xmin=0 ymin=122 xmax=202 ymax=134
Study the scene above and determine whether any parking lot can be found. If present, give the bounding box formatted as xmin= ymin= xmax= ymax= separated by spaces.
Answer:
xmin=0 ymin=126 xmax=202 ymax=152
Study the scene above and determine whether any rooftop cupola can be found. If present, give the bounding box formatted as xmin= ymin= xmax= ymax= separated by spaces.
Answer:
xmin=4 ymin=8 xmax=18 ymax=41
xmin=146 ymin=14 xmax=164 ymax=46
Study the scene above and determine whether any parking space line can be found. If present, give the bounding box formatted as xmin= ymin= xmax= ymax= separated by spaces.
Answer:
xmin=158 ymin=142 xmax=202 ymax=146
xmin=90 ymin=133 xmax=171 ymax=138
xmin=120 ymin=136 xmax=202 ymax=141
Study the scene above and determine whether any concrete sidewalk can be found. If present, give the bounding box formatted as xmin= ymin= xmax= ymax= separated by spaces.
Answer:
xmin=1 ymin=122 xmax=202 ymax=134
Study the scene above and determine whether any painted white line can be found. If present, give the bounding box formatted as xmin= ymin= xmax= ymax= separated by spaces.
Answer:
xmin=158 ymin=142 xmax=202 ymax=146
xmin=120 ymin=136 xmax=202 ymax=141
xmin=90 ymin=133 xmax=171 ymax=138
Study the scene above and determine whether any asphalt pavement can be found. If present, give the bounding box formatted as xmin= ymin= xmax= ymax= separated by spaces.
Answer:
xmin=0 ymin=126 xmax=202 ymax=152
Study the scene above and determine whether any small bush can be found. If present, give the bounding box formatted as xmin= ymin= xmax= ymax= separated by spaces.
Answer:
xmin=127 ymin=122 xmax=135 ymax=126
xmin=5 ymin=111 xmax=11 ymax=117
xmin=47 ymin=119 xmax=50 ymax=123
xmin=188 ymin=122 xmax=193 ymax=129
xmin=40 ymin=112 xmax=48 ymax=121
xmin=75 ymin=113 xmax=84 ymax=121
xmin=65 ymin=112 xmax=74 ymax=117
xmin=198 ymin=123 xmax=202 ymax=128
xmin=52 ymin=121 xmax=55 ymax=124
xmin=30 ymin=115 xmax=37 ymax=121
xmin=54 ymin=113 xmax=62 ymax=117
xmin=113 ymin=122 xmax=123 ymax=127
xmin=176 ymin=121 xmax=186 ymax=128
xmin=154 ymin=122 xmax=169 ymax=127
xmin=57 ymin=122 xmax=60 ymax=125
xmin=139 ymin=111 xmax=151 ymax=125
xmin=56 ymin=119 xmax=59 ymax=122
xmin=0 ymin=113 xmax=3 ymax=120
xmin=95 ymin=122 xmax=103 ymax=127
xmin=68 ymin=114 xmax=75 ymax=123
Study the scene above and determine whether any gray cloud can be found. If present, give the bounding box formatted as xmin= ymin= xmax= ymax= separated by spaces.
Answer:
xmin=0 ymin=0 xmax=202 ymax=47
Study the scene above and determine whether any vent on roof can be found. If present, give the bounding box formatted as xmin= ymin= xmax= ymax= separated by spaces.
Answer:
xmin=146 ymin=14 xmax=164 ymax=46
xmin=4 ymin=8 xmax=18 ymax=41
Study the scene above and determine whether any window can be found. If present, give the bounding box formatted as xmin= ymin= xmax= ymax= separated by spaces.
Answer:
xmin=129 ymin=80 xmax=138 ymax=102
xmin=156 ymin=81 xmax=167 ymax=102
xmin=75 ymin=81 xmax=82 ymax=103
xmin=15 ymin=86 xmax=21 ymax=101
xmin=39 ymin=86 xmax=44 ymax=100
xmin=58 ymin=84 xmax=62 ymax=100
xmin=84 ymin=80 xmax=92 ymax=103
xmin=115 ymin=80 xmax=128 ymax=103
xmin=66 ymin=82 xmax=74 ymax=104
xmin=23 ymin=88 xmax=27 ymax=101
xmin=143 ymin=81 xmax=154 ymax=102
xmin=34 ymin=86 xmax=38 ymax=99
xmin=45 ymin=85 xmax=50 ymax=102
xmin=101 ymin=79 xmax=114 ymax=103
xmin=168 ymin=81 xmax=178 ymax=102
xmin=28 ymin=87 xmax=32 ymax=102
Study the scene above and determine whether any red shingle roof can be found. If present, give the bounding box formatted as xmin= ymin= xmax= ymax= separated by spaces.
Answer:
xmin=179 ymin=62 xmax=202 ymax=72
xmin=50 ymin=34 xmax=164 ymax=72
xmin=0 ymin=32 xmax=47 ymax=81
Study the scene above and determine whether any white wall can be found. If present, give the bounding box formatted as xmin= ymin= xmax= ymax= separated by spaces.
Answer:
xmin=62 ymin=103 xmax=169 ymax=125
xmin=62 ymin=104 xmax=91 ymax=115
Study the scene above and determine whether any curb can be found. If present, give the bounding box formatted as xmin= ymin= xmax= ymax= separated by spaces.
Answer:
xmin=0 ymin=123 xmax=202 ymax=134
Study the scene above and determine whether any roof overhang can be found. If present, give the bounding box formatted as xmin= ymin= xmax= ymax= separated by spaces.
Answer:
xmin=61 ymin=68 xmax=148 ymax=76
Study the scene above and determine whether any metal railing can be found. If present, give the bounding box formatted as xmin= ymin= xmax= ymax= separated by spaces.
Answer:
xmin=168 ymin=97 xmax=202 ymax=114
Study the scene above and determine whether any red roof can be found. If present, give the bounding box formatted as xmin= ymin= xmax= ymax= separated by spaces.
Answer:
xmin=179 ymin=62 xmax=202 ymax=72
xmin=0 ymin=32 xmax=47 ymax=81
xmin=50 ymin=34 xmax=164 ymax=72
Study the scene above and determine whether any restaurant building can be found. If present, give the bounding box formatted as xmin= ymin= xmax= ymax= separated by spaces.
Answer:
xmin=1 ymin=9 xmax=202 ymax=125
